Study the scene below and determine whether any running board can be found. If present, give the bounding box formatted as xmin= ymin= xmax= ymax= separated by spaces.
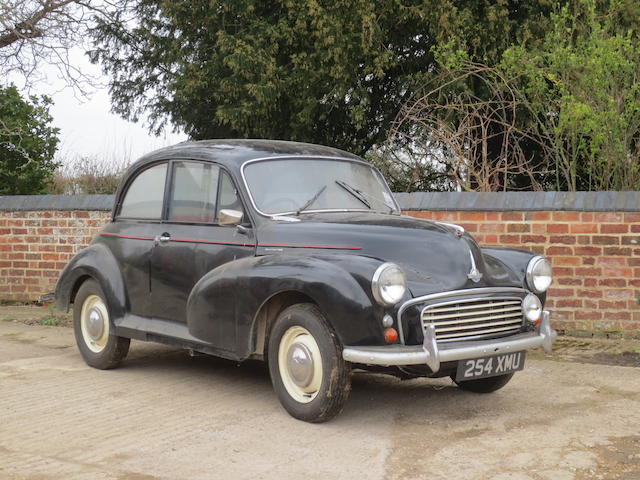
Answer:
xmin=115 ymin=314 xmax=240 ymax=361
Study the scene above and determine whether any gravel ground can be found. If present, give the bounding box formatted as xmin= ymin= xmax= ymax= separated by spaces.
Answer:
xmin=0 ymin=306 xmax=639 ymax=480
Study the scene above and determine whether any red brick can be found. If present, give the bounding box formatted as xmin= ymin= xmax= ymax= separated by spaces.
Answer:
xmin=556 ymin=299 xmax=582 ymax=308
xmin=500 ymin=212 xmax=522 ymax=221
xmin=526 ymin=212 xmax=550 ymax=221
xmin=459 ymin=212 xmax=485 ymax=222
xmin=550 ymin=235 xmax=576 ymax=245
xmin=595 ymin=212 xmax=623 ymax=222
xmin=598 ymin=257 xmax=627 ymax=267
xmin=571 ymin=223 xmax=598 ymax=234
xmin=602 ymin=267 xmax=632 ymax=277
xmin=553 ymin=267 xmax=574 ymax=276
xmin=547 ymin=224 xmax=568 ymax=234
xmin=607 ymin=311 xmax=631 ymax=321
xmin=574 ymin=246 xmax=601 ymax=255
xmin=499 ymin=235 xmax=521 ymax=244
xmin=507 ymin=223 xmax=530 ymax=233
xmin=577 ymin=289 xmax=602 ymax=298
xmin=553 ymin=257 xmax=581 ymax=266
xmin=546 ymin=246 xmax=573 ymax=255
xmin=479 ymin=223 xmax=505 ymax=233
xmin=621 ymin=236 xmax=640 ymax=246
xmin=521 ymin=235 xmax=546 ymax=243
xmin=582 ymin=257 xmax=595 ymax=265
xmin=553 ymin=212 xmax=581 ymax=222
xmin=575 ymin=267 xmax=602 ymax=276
xmin=603 ymin=289 xmax=633 ymax=299
xmin=592 ymin=236 xmax=619 ymax=245
xmin=624 ymin=213 xmax=640 ymax=222
xmin=599 ymin=300 xmax=628 ymax=309
xmin=600 ymin=224 xmax=628 ymax=234
xmin=604 ymin=247 xmax=632 ymax=256
xmin=575 ymin=311 xmax=602 ymax=320
xmin=548 ymin=287 xmax=574 ymax=297
xmin=598 ymin=278 xmax=626 ymax=287
xmin=557 ymin=277 xmax=582 ymax=285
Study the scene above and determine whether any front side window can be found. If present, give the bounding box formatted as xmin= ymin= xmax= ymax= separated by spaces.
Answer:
xmin=168 ymin=161 xmax=220 ymax=223
xmin=243 ymin=158 xmax=398 ymax=215
xmin=119 ymin=163 xmax=168 ymax=219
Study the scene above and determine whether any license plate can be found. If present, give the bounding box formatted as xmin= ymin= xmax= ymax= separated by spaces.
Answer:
xmin=455 ymin=351 xmax=525 ymax=381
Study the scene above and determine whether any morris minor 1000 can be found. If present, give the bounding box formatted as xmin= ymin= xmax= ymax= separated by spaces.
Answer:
xmin=56 ymin=140 xmax=556 ymax=422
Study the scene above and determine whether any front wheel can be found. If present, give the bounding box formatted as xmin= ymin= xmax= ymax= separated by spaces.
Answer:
xmin=268 ymin=304 xmax=351 ymax=423
xmin=451 ymin=373 xmax=514 ymax=393
xmin=74 ymin=279 xmax=130 ymax=370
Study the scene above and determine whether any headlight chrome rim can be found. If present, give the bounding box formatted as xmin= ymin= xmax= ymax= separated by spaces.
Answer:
xmin=372 ymin=262 xmax=407 ymax=306
xmin=526 ymin=256 xmax=553 ymax=293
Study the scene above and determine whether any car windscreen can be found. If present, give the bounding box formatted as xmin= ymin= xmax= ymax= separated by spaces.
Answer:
xmin=243 ymin=158 xmax=398 ymax=215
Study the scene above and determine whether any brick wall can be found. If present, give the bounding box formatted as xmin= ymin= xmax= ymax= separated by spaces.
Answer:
xmin=404 ymin=210 xmax=640 ymax=337
xmin=0 ymin=210 xmax=110 ymax=301
xmin=1 ymin=193 xmax=639 ymax=337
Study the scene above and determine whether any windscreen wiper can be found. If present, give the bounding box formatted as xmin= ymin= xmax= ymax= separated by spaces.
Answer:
xmin=295 ymin=185 xmax=327 ymax=215
xmin=335 ymin=180 xmax=371 ymax=209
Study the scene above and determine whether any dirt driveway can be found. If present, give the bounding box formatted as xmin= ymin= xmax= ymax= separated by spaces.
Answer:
xmin=1 ymin=306 xmax=639 ymax=480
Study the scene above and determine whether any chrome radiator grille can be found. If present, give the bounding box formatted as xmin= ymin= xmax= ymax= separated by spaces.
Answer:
xmin=422 ymin=297 xmax=524 ymax=342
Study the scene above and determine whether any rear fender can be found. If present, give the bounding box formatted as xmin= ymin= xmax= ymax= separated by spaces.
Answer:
xmin=55 ymin=243 xmax=128 ymax=321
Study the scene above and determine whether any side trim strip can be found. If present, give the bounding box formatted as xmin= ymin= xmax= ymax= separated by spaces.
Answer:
xmin=100 ymin=233 xmax=358 ymax=250
xmin=100 ymin=233 xmax=154 ymax=241
xmin=171 ymin=238 xmax=255 ymax=247
xmin=259 ymin=242 xmax=362 ymax=251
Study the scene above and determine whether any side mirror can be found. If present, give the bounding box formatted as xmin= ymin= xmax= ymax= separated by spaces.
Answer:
xmin=219 ymin=209 xmax=243 ymax=226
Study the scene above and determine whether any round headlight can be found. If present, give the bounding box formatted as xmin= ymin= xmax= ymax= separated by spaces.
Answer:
xmin=522 ymin=293 xmax=542 ymax=322
xmin=372 ymin=263 xmax=407 ymax=306
xmin=526 ymin=256 xmax=553 ymax=293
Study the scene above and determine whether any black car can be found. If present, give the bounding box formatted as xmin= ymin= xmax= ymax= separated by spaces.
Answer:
xmin=56 ymin=139 xmax=557 ymax=422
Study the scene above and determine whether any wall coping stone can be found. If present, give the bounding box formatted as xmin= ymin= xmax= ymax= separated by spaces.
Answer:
xmin=0 ymin=191 xmax=638 ymax=212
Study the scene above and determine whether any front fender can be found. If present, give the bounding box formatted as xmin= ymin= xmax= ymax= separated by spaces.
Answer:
xmin=55 ymin=243 xmax=128 ymax=321
xmin=481 ymin=246 xmax=546 ymax=302
xmin=186 ymin=254 xmax=387 ymax=359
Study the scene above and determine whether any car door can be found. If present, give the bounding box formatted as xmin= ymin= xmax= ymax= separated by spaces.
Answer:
xmin=105 ymin=161 xmax=169 ymax=318
xmin=148 ymin=160 xmax=255 ymax=324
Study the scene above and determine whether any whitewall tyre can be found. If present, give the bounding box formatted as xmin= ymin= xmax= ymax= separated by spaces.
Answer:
xmin=268 ymin=303 xmax=351 ymax=423
xmin=73 ymin=279 xmax=130 ymax=369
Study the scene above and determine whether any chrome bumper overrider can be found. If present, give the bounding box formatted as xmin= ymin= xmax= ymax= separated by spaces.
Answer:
xmin=342 ymin=310 xmax=557 ymax=373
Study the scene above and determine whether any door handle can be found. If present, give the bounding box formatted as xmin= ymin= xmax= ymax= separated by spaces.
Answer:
xmin=154 ymin=232 xmax=171 ymax=244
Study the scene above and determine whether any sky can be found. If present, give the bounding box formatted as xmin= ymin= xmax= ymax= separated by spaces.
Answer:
xmin=16 ymin=48 xmax=187 ymax=166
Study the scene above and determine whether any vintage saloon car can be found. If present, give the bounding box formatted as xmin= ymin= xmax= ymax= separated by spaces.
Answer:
xmin=56 ymin=139 xmax=557 ymax=422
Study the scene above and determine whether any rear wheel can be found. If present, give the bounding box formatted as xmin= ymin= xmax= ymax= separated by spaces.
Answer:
xmin=452 ymin=373 xmax=514 ymax=393
xmin=268 ymin=303 xmax=351 ymax=423
xmin=74 ymin=279 xmax=130 ymax=369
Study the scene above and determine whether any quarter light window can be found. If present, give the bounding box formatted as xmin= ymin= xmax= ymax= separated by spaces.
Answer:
xmin=216 ymin=170 xmax=243 ymax=220
xmin=168 ymin=162 xmax=220 ymax=223
xmin=119 ymin=163 xmax=167 ymax=219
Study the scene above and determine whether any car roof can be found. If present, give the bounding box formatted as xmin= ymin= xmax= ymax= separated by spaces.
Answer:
xmin=129 ymin=139 xmax=364 ymax=172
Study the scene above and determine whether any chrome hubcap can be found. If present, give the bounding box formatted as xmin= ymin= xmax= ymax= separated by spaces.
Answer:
xmin=80 ymin=295 xmax=109 ymax=353
xmin=278 ymin=325 xmax=323 ymax=403
xmin=287 ymin=342 xmax=314 ymax=387
xmin=86 ymin=308 xmax=104 ymax=340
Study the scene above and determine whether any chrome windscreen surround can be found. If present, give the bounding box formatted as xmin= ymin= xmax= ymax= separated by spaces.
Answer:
xmin=396 ymin=287 xmax=528 ymax=345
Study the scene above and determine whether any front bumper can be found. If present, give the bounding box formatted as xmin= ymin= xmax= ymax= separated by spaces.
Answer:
xmin=342 ymin=310 xmax=557 ymax=374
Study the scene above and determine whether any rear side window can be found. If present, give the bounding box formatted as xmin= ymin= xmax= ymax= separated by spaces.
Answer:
xmin=168 ymin=161 xmax=220 ymax=223
xmin=119 ymin=163 xmax=168 ymax=219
